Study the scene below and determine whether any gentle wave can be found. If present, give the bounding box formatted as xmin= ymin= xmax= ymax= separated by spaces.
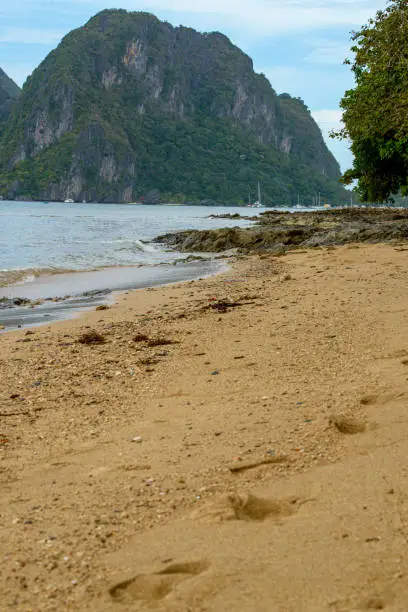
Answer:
xmin=0 ymin=201 xmax=256 ymax=288
xmin=115 ymin=239 xmax=158 ymax=252
xmin=0 ymin=262 xmax=156 ymax=290
xmin=0 ymin=267 xmax=78 ymax=288
xmin=135 ymin=239 xmax=158 ymax=253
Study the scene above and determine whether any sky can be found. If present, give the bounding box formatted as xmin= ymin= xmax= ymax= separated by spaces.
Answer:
xmin=0 ymin=0 xmax=386 ymax=172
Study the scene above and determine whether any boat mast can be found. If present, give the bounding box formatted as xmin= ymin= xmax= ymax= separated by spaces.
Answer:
xmin=258 ymin=181 xmax=261 ymax=205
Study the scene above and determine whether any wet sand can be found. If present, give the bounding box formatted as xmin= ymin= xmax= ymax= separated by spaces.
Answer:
xmin=0 ymin=259 xmax=223 ymax=331
xmin=2 ymin=244 xmax=408 ymax=610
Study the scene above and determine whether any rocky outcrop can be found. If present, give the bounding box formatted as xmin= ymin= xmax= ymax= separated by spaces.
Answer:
xmin=0 ymin=10 xmax=345 ymax=203
xmin=154 ymin=208 xmax=408 ymax=254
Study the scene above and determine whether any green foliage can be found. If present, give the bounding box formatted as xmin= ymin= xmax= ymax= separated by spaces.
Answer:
xmin=0 ymin=10 xmax=346 ymax=204
xmin=335 ymin=0 xmax=408 ymax=202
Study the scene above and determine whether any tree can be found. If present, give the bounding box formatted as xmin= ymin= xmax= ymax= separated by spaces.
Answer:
xmin=335 ymin=0 xmax=408 ymax=202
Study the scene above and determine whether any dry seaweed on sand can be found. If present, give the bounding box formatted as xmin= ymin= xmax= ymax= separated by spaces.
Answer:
xmin=77 ymin=330 xmax=106 ymax=345
xmin=147 ymin=337 xmax=179 ymax=347
xmin=133 ymin=333 xmax=150 ymax=342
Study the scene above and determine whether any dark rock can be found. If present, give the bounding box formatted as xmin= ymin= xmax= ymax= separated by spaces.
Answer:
xmin=0 ymin=297 xmax=31 ymax=309
xmin=154 ymin=208 xmax=408 ymax=254
xmin=82 ymin=288 xmax=111 ymax=297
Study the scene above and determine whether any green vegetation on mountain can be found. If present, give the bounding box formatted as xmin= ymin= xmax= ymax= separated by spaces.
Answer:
xmin=0 ymin=10 xmax=346 ymax=204
xmin=335 ymin=0 xmax=408 ymax=203
xmin=0 ymin=68 xmax=20 ymax=137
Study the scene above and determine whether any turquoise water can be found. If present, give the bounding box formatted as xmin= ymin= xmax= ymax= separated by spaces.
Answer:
xmin=0 ymin=201 xmax=256 ymax=274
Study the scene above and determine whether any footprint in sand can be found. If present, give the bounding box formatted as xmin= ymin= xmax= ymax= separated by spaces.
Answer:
xmin=359 ymin=596 xmax=388 ymax=610
xmin=386 ymin=349 xmax=408 ymax=359
xmin=330 ymin=591 xmax=393 ymax=611
xmin=360 ymin=392 xmax=403 ymax=406
xmin=109 ymin=560 xmax=209 ymax=604
xmin=329 ymin=414 xmax=367 ymax=435
xmin=190 ymin=492 xmax=302 ymax=523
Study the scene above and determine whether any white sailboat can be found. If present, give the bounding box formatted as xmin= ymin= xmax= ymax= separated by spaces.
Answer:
xmin=252 ymin=181 xmax=264 ymax=208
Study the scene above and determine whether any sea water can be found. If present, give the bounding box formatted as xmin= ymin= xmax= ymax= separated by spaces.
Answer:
xmin=0 ymin=200 xmax=256 ymax=275
xmin=0 ymin=201 xmax=257 ymax=329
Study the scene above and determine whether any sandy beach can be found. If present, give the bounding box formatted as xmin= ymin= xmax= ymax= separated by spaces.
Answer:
xmin=2 ymin=242 xmax=408 ymax=610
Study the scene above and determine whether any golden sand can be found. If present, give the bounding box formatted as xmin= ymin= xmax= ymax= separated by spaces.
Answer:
xmin=1 ymin=243 xmax=408 ymax=610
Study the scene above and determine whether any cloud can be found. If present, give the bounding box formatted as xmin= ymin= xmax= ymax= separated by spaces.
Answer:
xmin=312 ymin=109 xmax=353 ymax=172
xmin=65 ymin=0 xmax=385 ymax=36
xmin=303 ymin=40 xmax=351 ymax=65
xmin=260 ymin=64 xmax=352 ymax=109
xmin=0 ymin=27 xmax=63 ymax=45
xmin=312 ymin=109 xmax=344 ymax=132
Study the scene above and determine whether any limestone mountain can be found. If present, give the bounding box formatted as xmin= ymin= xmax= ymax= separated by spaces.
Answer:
xmin=0 ymin=10 xmax=345 ymax=204
xmin=0 ymin=68 xmax=20 ymax=136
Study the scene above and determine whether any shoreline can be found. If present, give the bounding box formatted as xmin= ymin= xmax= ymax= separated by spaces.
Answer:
xmin=3 ymin=242 xmax=408 ymax=609
xmin=0 ymin=258 xmax=227 ymax=332
xmin=8 ymin=203 xmax=398 ymax=332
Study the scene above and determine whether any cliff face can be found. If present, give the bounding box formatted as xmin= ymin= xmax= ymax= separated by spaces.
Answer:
xmin=0 ymin=10 xmax=344 ymax=203
xmin=0 ymin=68 xmax=20 ymax=136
